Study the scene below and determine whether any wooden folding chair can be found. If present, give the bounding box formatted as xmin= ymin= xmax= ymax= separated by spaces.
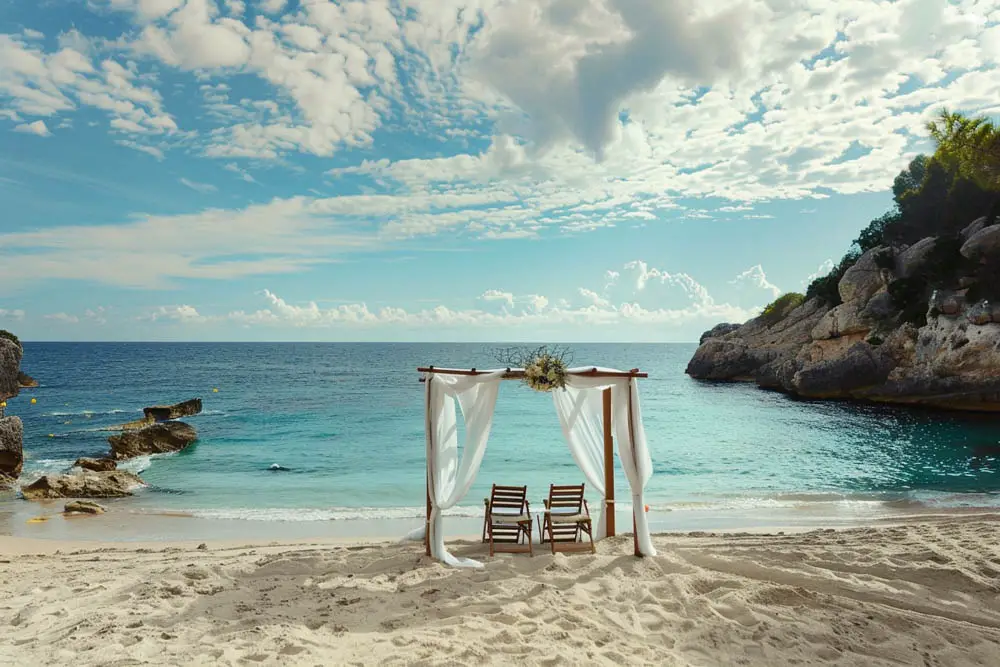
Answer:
xmin=482 ymin=484 xmax=533 ymax=556
xmin=537 ymin=483 xmax=596 ymax=554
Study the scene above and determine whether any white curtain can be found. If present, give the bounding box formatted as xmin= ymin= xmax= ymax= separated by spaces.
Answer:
xmin=612 ymin=378 xmax=657 ymax=557
xmin=425 ymin=370 xmax=505 ymax=568
xmin=553 ymin=374 xmax=613 ymax=539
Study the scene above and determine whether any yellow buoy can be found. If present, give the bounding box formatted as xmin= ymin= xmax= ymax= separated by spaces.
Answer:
xmin=213 ymin=388 xmax=219 ymax=393
xmin=30 ymin=398 xmax=37 ymax=404
xmin=0 ymin=401 xmax=5 ymax=408
xmin=48 ymin=433 xmax=54 ymax=438
xmin=26 ymin=516 xmax=49 ymax=524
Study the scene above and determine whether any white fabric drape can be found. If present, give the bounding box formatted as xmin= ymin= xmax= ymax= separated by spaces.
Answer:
xmin=612 ymin=378 xmax=657 ymax=557
xmin=425 ymin=370 xmax=504 ymax=568
xmin=552 ymin=372 xmax=615 ymax=539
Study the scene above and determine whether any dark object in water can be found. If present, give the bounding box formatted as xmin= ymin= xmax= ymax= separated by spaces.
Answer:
xmin=268 ymin=463 xmax=290 ymax=471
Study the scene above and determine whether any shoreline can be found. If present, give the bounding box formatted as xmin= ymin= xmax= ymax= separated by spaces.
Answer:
xmin=2 ymin=512 xmax=999 ymax=665
xmin=4 ymin=497 xmax=1000 ymax=548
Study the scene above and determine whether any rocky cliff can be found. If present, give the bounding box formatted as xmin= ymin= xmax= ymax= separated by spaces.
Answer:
xmin=687 ymin=218 xmax=1000 ymax=411
xmin=0 ymin=335 xmax=23 ymax=487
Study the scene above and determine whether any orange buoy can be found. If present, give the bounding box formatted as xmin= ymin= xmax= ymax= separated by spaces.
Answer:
xmin=644 ymin=504 xmax=650 ymax=513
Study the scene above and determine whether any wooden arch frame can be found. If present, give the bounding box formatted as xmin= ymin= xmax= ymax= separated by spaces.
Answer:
xmin=418 ymin=366 xmax=649 ymax=557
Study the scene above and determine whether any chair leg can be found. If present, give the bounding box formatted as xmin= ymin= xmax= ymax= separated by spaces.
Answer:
xmin=547 ymin=517 xmax=556 ymax=555
xmin=488 ymin=522 xmax=495 ymax=557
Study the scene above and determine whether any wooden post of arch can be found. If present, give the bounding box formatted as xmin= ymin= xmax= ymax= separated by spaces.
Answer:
xmin=602 ymin=388 xmax=615 ymax=537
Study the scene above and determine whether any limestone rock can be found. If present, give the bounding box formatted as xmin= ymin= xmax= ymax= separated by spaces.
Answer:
xmin=0 ymin=416 xmax=23 ymax=484
xmin=17 ymin=371 xmax=38 ymax=388
xmin=21 ymin=471 xmax=145 ymax=500
xmin=839 ymin=248 xmax=889 ymax=304
xmin=961 ymin=216 xmax=990 ymax=242
xmin=861 ymin=291 xmax=898 ymax=322
xmin=793 ymin=342 xmax=895 ymax=397
xmin=811 ymin=300 xmax=873 ymax=340
xmin=64 ymin=500 xmax=106 ymax=515
xmin=698 ymin=323 xmax=741 ymax=345
xmin=142 ymin=398 xmax=202 ymax=422
xmin=75 ymin=457 xmax=117 ymax=472
xmin=967 ymin=301 xmax=993 ymax=326
xmin=0 ymin=337 xmax=21 ymax=401
xmin=895 ymin=237 xmax=938 ymax=279
xmin=686 ymin=299 xmax=830 ymax=382
xmin=108 ymin=422 xmax=198 ymax=460
xmin=960 ymin=224 xmax=1000 ymax=261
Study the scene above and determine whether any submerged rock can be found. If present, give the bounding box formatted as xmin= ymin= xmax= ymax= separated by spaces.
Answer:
xmin=142 ymin=398 xmax=202 ymax=423
xmin=0 ymin=416 xmax=23 ymax=487
xmin=64 ymin=500 xmax=106 ymax=515
xmin=75 ymin=457 xmax=117 ymax=472
xmin=16 ymin=371 xmax=37 ymax=388
xmin=108 ymin=422 xmax=198 ymax=460
xmin=21 ymin=471 xmax=145 ymax=500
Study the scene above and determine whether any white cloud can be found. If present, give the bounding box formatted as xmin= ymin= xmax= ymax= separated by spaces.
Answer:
xmin=479 ymin=289 xmax=515 ymax=309
xmin=146 ymin=305 xmax=205 ymax=322
xmin=802 ymin=259 xmax=836 ymax=287
xmin=0 ymin=34 xmax=177 ymax=140
xmin=0 ymin=309 xmax=25 ymax=321
xmin=730 ymin=264 xmax=782 ymax=299
xmin=13 ymin=120 xmax=50 ymax=136
xmin=115 ymin=140 xmax=164 ymax=160
xmin=259 ymin=0 xmax=286 ymax=14
xmin=210 ymin=258 xmax=763 ymax=333
xmin=224 ymin=162 xmax=257 ymax=183
xmin=179 ymin=177 xmax=218 ymax=193
xmin=44 ymin=313 xmax=80 ymax=324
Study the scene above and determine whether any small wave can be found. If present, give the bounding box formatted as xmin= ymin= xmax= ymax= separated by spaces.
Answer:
xmin=19 ymin=458 xmax=76 ymax=481
xmin=45 ymin=409 xmax=136 ymax=417
xmin=174 ymin=505 xmax=485 ymax=522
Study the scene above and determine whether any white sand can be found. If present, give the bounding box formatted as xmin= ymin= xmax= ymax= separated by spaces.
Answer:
xmin=2 ymin=514 xmax=1000 ymax=666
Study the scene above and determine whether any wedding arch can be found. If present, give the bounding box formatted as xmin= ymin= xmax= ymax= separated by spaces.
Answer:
xmin=416 ymin=364 xmax=657 ymax=568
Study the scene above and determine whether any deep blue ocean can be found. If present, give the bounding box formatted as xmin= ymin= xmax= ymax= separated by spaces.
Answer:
xmin=5 ymin=342 xmax=1000 ymax=532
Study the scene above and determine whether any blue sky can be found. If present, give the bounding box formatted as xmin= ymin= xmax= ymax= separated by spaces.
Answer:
xmin=1 ymin=0 xmax=999 ymax=342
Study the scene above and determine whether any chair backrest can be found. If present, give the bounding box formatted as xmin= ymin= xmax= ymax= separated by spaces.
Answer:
xmin=490 ymin=484 xmax=528 ymax=512
xmin=546 ymin=483 xmax=585 ymax=512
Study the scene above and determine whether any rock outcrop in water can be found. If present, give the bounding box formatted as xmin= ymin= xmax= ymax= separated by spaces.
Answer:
xmin=17 ymin=371 xmax=38 ymax=388
xmin=20 ymin=471 xmax=145 ymax=499
xmin=687 ymin=222 xmax=1000 ymax=411
xmin=108 ymin=422 xmax=198 ymax=460
xmin=113 ymin=397 xmax=202 ymax=430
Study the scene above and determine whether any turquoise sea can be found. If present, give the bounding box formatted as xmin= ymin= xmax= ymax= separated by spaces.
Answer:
xmin=3 ymin=342 xmax=1000 ymax=540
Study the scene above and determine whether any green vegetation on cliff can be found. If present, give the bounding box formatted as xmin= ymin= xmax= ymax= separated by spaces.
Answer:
xmin=0 ymin=331 xmax=20 ymax=350
xmin=762 ymin=293 xmax=805 ymax=323
xmin=805 ymin=110 xmax=1000 ymax=321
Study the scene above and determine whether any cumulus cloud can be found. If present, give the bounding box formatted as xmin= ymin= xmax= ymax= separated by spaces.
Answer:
xmin=479 ymin=289 xmax=515 ymax=308
xmin=218 ymin=267 xmax=758 ymax=333
xmin=730 ymin=264 xmax=782 ymax=299
xmin=146 ymin=305 xmax=205 ymax=322
xmin=13 ymin=120 xmax=50 ymax=136
xmin=802 ymin=259 xmax=836 ymax=287
xmin=471 ymin=0 xmax=751 ymax=158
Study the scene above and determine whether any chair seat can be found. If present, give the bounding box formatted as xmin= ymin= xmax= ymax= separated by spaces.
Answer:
xmin=546 ymin=512 xmax=590 ymax=524
xmin=490 ymin=513 xmax=531 ymax=525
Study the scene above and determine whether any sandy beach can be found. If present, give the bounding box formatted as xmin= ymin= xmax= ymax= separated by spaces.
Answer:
xmin=1 ymin=514 xmax=998 ymax=666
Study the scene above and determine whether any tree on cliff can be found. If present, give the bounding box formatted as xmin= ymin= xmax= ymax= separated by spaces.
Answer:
xmin=927 ymin=109 xmax=1000 ymax=193
xmin=806 ymin=111 xmax=999 ymax=307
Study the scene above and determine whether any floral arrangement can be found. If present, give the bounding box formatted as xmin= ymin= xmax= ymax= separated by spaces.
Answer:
xmin=491 ymin=345 xmax=572 ymax=393
xmin=523 ymin=352 xmax=568 ymax=392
